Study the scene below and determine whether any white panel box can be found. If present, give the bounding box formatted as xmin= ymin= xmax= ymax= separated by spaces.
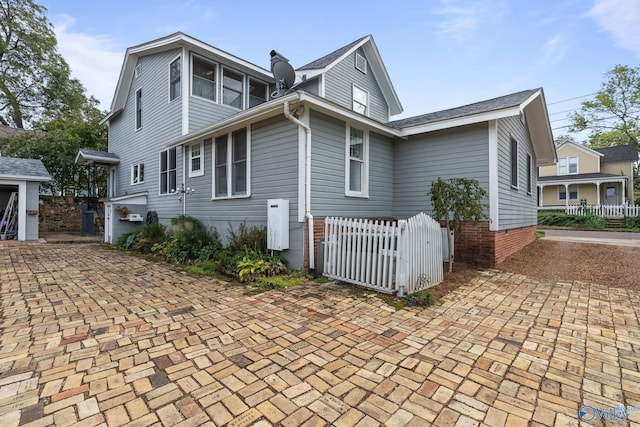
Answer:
xmin=267 ymin=199 xmax=289 ymax=250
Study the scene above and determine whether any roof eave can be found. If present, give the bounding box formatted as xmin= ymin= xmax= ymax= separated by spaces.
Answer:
xmin=522 ymin=90 xmax=557 ymax=166
xmin=0 ymin=174 xmax=51 ymax=182
xmin=397 ymin=106 xmax=522 ymax=136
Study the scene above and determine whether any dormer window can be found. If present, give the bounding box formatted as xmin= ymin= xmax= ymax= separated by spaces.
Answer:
xmin=355 ymin=53 xmax=367 ymax=74
xmin=192 ymin=56 xmax=217 ymax=101
xmin=223 ymin=68 xmax=244 ymax=109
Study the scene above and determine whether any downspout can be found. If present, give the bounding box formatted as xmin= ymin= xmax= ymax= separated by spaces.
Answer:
xmin=283 ymin=99 xmax=315 ymax=276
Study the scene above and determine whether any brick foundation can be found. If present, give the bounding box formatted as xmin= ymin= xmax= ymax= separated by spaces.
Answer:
xmin=304 ymin=216 xmax=536 ymax=271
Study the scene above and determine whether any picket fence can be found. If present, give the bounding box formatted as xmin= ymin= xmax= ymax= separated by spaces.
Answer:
xmin=323 ymin=213 xmax=444 ymax=297
xmin=564 ymin=204 xmax=640 ymax=218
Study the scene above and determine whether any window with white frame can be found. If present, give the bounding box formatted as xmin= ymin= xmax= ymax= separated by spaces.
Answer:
xmin=558 ymin=156 xmax=578 ymax=175
xmin=352 ymin=85 xmax=368 ymax=116
xmin=169 ymin=57 xmax=181 ymax=101
xmin=192 ymin=55 xmax=217 ymax=101
xmin=135 ymin=88 xmax=142 ymax=130
xmin=189 ymin=141 xmax=204 ymax=177
xmin=248 ymin=78 xmax=268 ymax=107
xmin=559 ymin=184 xmax=578 ymax=200
xmin=131 ymin=162 xmax=144 ymax=185
xmin=223 ymin=68 xmax=244 ymax=109
xmin=159 ymin=148 xmax=177 ymax=194
xmin=346 ymin=125 xmax=368 ymax=197
xmin=510 ymin=137 xmax=518 ymax=188
xmin=213 ymin=128 xmax=249 ymax=198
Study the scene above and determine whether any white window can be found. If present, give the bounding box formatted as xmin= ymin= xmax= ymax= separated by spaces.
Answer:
xmin=248 ymin=78 xmax=268 ymax=107
xmin=135 ymin=88 xmax=142 ymax=130
xmin=558 ymin=156 xmax=578 ymax=175
xmin=160 ymin=148 xmax=177 ymax=194
xmin=353 ymin=85 xmax=368 ymax=116
xmin=526 ymin=153 xmax=532 ymax=195
xmin=559 ymin=184 xmax=578 ymax=200
xmin=169 ymin=57 xmax=181 ymax=101
xmin=213 ymin=128 xmax=250 ymax=198
xmin=345 ymin=125 xmax=368 ymax=197
xmin=189 ymin=141 xmax=204 ymax=177
xmin=192 ymin=55 xmax=217 ymax=101
xmin=131 ymin=162 xmax=144 ymax=185
xmin=223 ymin=68 xmax=244 ymax=109
xmin=355 ymin=53 xmax=367 ymax=74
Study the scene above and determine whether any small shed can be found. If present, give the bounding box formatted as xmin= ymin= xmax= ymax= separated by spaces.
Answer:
xmin=0 ymin=157 xmax=51 ymax=240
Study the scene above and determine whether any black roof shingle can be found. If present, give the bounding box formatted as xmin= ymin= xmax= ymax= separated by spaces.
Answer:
xmin=0 ymin=157 xmax=50 ymax=180
xmin=594 ymin=144 xmax=638 ymax=163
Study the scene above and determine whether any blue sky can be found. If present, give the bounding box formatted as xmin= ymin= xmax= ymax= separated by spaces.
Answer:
xmin=40 ymin=0 xmax=640 ymax=141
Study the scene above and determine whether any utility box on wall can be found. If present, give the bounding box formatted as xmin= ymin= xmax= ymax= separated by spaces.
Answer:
xmin=267 ymin=199 xmax=289 ymax=250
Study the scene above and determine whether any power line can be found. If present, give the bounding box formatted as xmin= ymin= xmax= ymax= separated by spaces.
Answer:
xmin=547 ymin=93 xmax=597 ymax=106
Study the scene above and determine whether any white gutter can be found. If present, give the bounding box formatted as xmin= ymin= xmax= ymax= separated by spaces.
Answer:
xmin=283 ymin=99 xmax=315 ymax=276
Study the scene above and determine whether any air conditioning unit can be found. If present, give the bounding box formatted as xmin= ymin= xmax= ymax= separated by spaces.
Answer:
xmin=267 ymin=199 xmax=289 ymax=250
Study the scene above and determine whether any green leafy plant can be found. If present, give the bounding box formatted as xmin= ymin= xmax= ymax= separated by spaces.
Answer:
xmin=625 ymin=216 xmax=640 ymax=230
xmin=253 ymin=274 xmax=305 ymax=289
xmin=237 ymin=257 xmax=272 ymax=282
xmin=401 ymin=289 xmax=435 ymax=307
xmin=585 ymin=215 xmax=606 ymax=229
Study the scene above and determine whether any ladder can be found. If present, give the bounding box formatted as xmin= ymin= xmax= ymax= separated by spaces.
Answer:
xmin=1 ymin=192 xmax=18 ymax=240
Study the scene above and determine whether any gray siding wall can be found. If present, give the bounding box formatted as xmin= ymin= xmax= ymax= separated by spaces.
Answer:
xmin=108 ymin=50 xmax=184 ymax=222
xmin=188 ymin=96 xmax=237 ymax=132
xmin=324 ymin=47 xmax=390 ymax=123
xmin=294 ymin=78 xmax=320 ymax=96
xmin=392 ymin=123 xmax=490 ymax=219
xmin=310 ymin=111 xmax=393 ymax=218
xmin=497 ymin=116 xmax=537 ymax=229
xmin=183 ymin=116 xmax=303 ymax=269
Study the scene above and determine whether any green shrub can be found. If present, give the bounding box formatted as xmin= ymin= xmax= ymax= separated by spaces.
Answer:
xmin=227 ymin=223 xmax=267 ymax=253
xmin=585 ymin=215 xmax=606 ymax=229
xmin=134 ymin=223 xmax=167 ymax=252
xmin=116 ymin=231 xmax=140 ymax=250
xmin=626 ymin=216 xmax=640 ymax=229
xmin=401 ymin=289 xmax=435 ymax=307
xmin=185 ymin=260 xmax=218 ymax=276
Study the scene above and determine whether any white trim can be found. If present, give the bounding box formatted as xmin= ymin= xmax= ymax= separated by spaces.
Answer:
xmin=108 ymin=192 xmax=148 ymax=204
xmin=526 ymin=153 xmax=533 ymax=195
xmin=488 ymin=120 xmax=499 ymax=231
xmin=558 ymin=184 xmax=579 ymax=201
xmin=556 ymin=141 xmax=604 ymax=159
xmin=344 ymin=123 xmax=369 ymax=198
xmin=130 ymin=162 xmax=145 ymax=185
xmin=188 ymin=141 xmax=204 ymax=177
xmin=181 ymin=48 xmax=189 ymax=135
xmin=0 ymin=174 xmax=50 ymax=182
xmin=297 ymin=108 xmax=309 ymax=222
xmin=557 ymin=155 xmax=579 ymax=175
xmin=248 ymin=77 xmax=269 ymax=108
xmin=159 ymin=147 xmax=177 ymax=195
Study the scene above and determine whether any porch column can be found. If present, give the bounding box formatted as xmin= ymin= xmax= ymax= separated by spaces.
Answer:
xmin=622 ymin=180 xmax=626 ymax=204
xmin=538 ymin=184 xmax=544 ymax=207
xmin=596 ymin=182 xmax=601 ymax=205
xmin=564 ymin=183 xmax=569 ymax=209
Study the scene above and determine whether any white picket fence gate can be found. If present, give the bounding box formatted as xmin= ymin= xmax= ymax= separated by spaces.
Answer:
xmin=323 ymin=213 xmax=444 ymax=296
xmin=563 ymin=204 xmax=640 ymax=218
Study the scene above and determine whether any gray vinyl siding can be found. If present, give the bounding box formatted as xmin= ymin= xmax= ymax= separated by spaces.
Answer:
xmin=497 ymin=116 xmax=537 ymax=229
xmin=392 ymin=123 xmax=490 ymax=220
xmin=108 ymin=50 xmax=184 ymax=222
xmin=294 ymin=77 xmax=320 ymax=96
xmin=183 ymin=116 xmax=303 ymax=269
xmin=324 ymin=48 xmax=390 ymax=123
xmin=310 ymin=110 xmax=393 ymax=218
xmin=189 ymin=96 xmax=238 ymax=132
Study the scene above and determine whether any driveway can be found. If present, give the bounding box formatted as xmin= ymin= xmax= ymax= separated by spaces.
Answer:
xmin=1 ymin=243 xmax=639 ymax=426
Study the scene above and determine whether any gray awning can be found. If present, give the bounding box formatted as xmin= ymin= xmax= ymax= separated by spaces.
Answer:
xmin=75 ymin=149 xmax=120 ymax=166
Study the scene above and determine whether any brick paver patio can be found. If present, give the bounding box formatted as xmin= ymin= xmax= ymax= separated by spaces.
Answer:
xmin=1 ymin=243 xmax=639 ymax=426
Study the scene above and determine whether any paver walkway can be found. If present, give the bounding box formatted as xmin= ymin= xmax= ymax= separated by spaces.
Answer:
xmin=1 ymin=243 xmax=639 ymax=427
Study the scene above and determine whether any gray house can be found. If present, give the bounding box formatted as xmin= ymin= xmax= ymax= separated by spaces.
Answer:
xmin=98 ymin=32 xmax=556 ymax=269
xmin=0 ymin=157 xmax=51 ymax=241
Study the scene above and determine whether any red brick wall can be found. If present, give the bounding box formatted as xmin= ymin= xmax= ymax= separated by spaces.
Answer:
xmin=493 ymin=225 xmax=537 ymax=265
xmin=39 ymin=196 xmax=83 ymax=233
xmin=302 ymin=217 xmax=326 ymax=271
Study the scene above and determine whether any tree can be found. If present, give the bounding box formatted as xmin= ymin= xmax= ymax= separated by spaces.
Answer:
xmin=0 ymin=0 xmax=90 ymax=128
xmin=429 ymin=178 xmax=488 ymax=272
xmin=570 ymin=65 xmax=640 ymax=149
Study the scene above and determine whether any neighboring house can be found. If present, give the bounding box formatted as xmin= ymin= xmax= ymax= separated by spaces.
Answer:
xmin=538 ymin=141 xmax=637 ymax=207
xmin=97 ymin=32 xmax=556 ymax=270
xmin=0 ymin=157 xmax=51 ymax=240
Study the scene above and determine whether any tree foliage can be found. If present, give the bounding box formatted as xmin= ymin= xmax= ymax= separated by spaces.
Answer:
xmin=429 ymin=178 xmax=488 ymax=272
xmin=570 ymin=65 xmax=640 ymax=149
xmin=0 ymin=0 xmax=97 ymax=128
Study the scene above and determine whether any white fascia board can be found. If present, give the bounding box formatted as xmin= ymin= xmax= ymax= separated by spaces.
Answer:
xmin=109 ymin=192 xmax=149 ymax=204
xmin=398 ymin=106 xmax=521 ymax=137
xmin=488 ymin=120 xmax=499 ymax=232
xmin=0 ymin=175 xmax=50 ymax=182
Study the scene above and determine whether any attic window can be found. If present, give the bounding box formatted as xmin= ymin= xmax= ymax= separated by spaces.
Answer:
xmin=135 ymin=64 xmax=141 ymax=78
xmin=355 ymin=53 xmax=367 ymax=74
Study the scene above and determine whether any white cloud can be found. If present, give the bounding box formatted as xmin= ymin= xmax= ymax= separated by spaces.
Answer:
xmin=52 ymin=15 xmax=124 ymax=110
xmin=588 ymin=0 xmax=640 ymax=57
xmin=544 ymin=33 xmax=568 ymax=64
xmin=432 ymin=0 xmax=508 ymax=43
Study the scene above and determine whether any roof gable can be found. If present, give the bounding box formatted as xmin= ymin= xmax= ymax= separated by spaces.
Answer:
xmin=594 ymin=144 xmax=638 ymax=163
xmin=296 ymin=35 xmax=402 ymax=116
xmin=555 ymin=141 xmax=603 ymax=159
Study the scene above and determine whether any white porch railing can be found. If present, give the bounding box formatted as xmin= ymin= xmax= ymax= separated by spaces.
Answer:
xmin=545 ymin=205 xmax=640 ymax=217
xmin=323 ymin=213 xmax=444 ymax=297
